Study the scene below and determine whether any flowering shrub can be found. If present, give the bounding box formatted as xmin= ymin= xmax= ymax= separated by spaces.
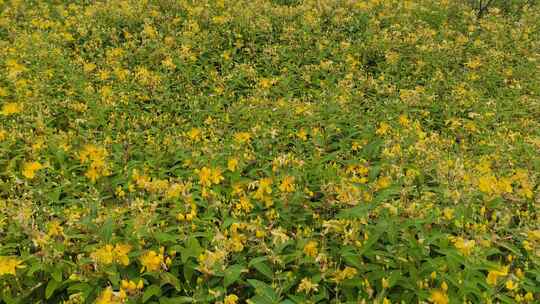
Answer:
xmin=0 ymin=0 xmax=539 ymax=303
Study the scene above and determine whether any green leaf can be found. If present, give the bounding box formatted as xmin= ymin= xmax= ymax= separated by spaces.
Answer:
xmin=181 ymin=237 xmax=202 ymax=263
xmin=159 ymin=296 xmax=194 ymax=304
xmin=248 ymin=279 xmax=279 ymax=303
xmin=143 ymin=285 xmax=162 ymax=303
xmin=252 ymin=261 xmax=274 ymax=280
xmin=224 ymin=264 xmax=245 ymax=287
xmin=100 ymin=217 xmax=114 ymax=243
xmin=46 ymin=280 xmax=60 ymax=299
xmin=51 ymin=268 xmax=63 ymax=282
xmin=160 ymin=272 xmax=181 ymax=291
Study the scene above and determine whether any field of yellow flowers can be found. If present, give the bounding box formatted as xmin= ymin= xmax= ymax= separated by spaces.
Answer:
xmin=1 ymin=0 xmax=539 ymax=303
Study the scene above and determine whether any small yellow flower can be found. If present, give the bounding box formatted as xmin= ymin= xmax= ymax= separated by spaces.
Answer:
xmin=0 ymin=256 xmax=25 ymax=276
xmin=0 ymin=102 xmax=22 ymax=116
xmin=303 ymin=241 xmax=318 ymax=258
xmin=140 ymin=250 xmax=163 ymax=272
xmin=505 ymin=279 xmax=518 ymax=291
xmin=430 ymin=289 xmax=449 ymax=304
xmin=95 ymin=287 xmax=121 ymax=304
xmin=382 ymin=277 xmax=389 ymax=289
xmin=443 ymin=208 xmax=454 ymax=221
xmin=279 ymin=176 xmax=295 ymax=193
xmin=113 ymin=244 xmax=132 ymax=266
xmin=234 ymin=132 xmax=251 ymax=144
xmin=198 ymin=167 xmax=213 ymax=187
xmin=486 ymin=265 xmax=509 ymax=286
xmin=451 ymin=237 xmax=475 ymax=256
xmin=22 ymin=161 xmax=44 ymax=179
xmin=47 ymin=221 xmax=64 ymax=237
xmin=376 ymin=122 xmax=390 ymax=135
xmin=297 ymin=277 xmax=319 ymax=293
xmin=91 ymin=245 xmax=114 ymax=265
xmin=333 ymin=266 xmax=357 ymax=282
xmin=224 ymin=294 xmax=239 ymax=304
xmin=228 ymin=158 xmax=239 ymax=172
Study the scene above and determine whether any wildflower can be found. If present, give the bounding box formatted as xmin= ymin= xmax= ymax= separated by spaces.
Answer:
xmin=303 ymin=241 xmax=318 ymax=258
xmin=382 ymin=277 xmax=389 ymax=289
xmin=22 ymin=161 xmax=43 ymax=179
xmin=254 ymin=178 xmax=272 ymax=199
xmin=430 ymin=290 xmax=449 ymax=304
xmin=91 ymin=245 xmax=114 ymax=265
xmin=0 ymin=102 xmax=22 ymax=116
xmin=443 ymin=208 xmax=454 ymax=221
xmin=376 ymin=122 xmax=390 ymax=135
xmin=198 ymin=167 xmax=223 ymax=187
xmin=234 ymin=132 xmax=251 ymax=144
xmin=333 ymin=266 xmax=357 ymax=282
xmin=0 ymin=256 xmax=25 ymax=276
xmin=113 ymin=244 xmax=132 ymax=266
xmin=505 ymin=280 xmax=518 ymax=291
xmin=451 ymin=237 xmax=475 ymax=256
xmin=210 ymin=167 xmax=224 ymax=185
xmin=486 ymin=266 xmax=509 ymax=286
xmin=375 ymin=176 xmax=391 ymax=190
xmin=91 ymin=244 xmax=132 ymax=266
xmin=79 ymin=144 xmax=109 ymax=182
xmin=187 ymin=128 xmax=201 ymax=141
xmin=95 ymin=287 xmax=121 ymax=304
xmin=279 ymin=176 xmax=295 ymax=193
xmin=296 ymin=129 xmax=308 ymax=141
xmin=228 ymin=158 xmax=238 ymax=172
xmin=297 ymin=277 xmax=319 ymax=293
xmin=198 ymin=167 xmax=213 ymax=187
xmin=140 ymin=250 xmax=163 ymax=272
xmin=224 ymin=294 xmax=238 ymax=304
xmin=47 ymin=221 xmax=64 ymax=237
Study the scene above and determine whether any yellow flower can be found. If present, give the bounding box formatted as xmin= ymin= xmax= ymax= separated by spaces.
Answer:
xmin=234 ymin=132 xmax=251 ymax=144
xmin=303 ymin=241 xmax=318 ymax=258
xmin=140 ymin=250 xmax=163 ymax=272
xmin=375 ymin=176 xmax=391 ymax=190
xmin=211 ymin=167 xmax=224 ymax=185
xmin=22 ymin=161 xmax=44 ymax=179
xmin=297 ymin=277 xmax=319 ymax=293
xmin=47 ymin=221 xmax=64 ymax=237
xmin=430 ymin=290 xmax=449 ymax=304
xmin=376 ymin=122 xmax=390 ymax=135
xmin=113 ymin=244 xmax=132 ymax=266
xmin=279 ymin=176 xmax=295 ymax=193
xmin=95 ymin=287 xmax=121 ymax=304
xmin=198 ymin=167 xmax=213 ymax=187
xmin=333 ymin=266 xmax=357 ymax=282
xmin=505 ymin=279 xmax=518 ymax=291
xmin=91 ymin=244 xmax=131 ymax=266
xmin=0 ymin=256 xmax=25 ymax=276
xmin=296 ymin=129 xmax=308 ymax=141
xmin=451 ymin=237 xmax=475 ymax=256
xmin=187 ymin=128 xmax=202 ymax=141
xmin=227 ymin=158 xmax=239 ymax=172
xmin=254 ymin=178 xmax=272 ymax=200
xmin=486 ymin=265 xmax=509 ymax=286
xmin=443 ymin=208 xmax=454 ymax=221
xmin=0 ymin=102 xmax=22 ymax=116
xmin=91 ymin=245 xmax=115 ymax=265
xmin=382 ymin=277 xmax=389 ymax=289
xmin=224 ymin=294 xmax=239 ymax=304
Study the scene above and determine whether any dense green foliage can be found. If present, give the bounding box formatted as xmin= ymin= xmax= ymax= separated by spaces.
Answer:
xmin=0 ymin=0 xmax=539 ymax=303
